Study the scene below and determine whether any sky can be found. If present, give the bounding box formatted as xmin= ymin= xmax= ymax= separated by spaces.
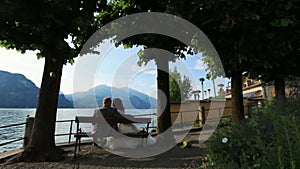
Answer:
xmin=0 ymin=41 xmax=228 ymax=99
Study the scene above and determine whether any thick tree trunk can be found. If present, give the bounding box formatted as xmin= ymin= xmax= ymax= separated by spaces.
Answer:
xmin=231 ymin=71 xmax=245 ymax=123
xmin=156 ymin=60 xmax=172 ymax=134
xmin=274 ymin=76 xmax=286 ymax=102
xmin=19 ymin=54 xmax=64 ymax=162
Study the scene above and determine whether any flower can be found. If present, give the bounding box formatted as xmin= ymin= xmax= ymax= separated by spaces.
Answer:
xmin=182 ymin=141 xmax=192 ymax=148
xmin=222 ymin=137 xmax=228 ymax=144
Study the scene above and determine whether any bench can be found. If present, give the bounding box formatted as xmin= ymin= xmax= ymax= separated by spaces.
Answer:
xmin=74 ymin=115 xmax=151 ymax=157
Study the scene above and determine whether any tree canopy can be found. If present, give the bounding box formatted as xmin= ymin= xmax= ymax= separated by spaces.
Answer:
xmin=0 ymin=0 xmax=121 ymax=162
xmin=1 ymin=0 xmax=299 ymax=161
xmin=178 ymin=0 xmax=300 ymax=121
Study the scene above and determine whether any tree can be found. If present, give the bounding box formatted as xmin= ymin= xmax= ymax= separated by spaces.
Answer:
xmin=106 ymin=0 xmax=299 ymax=126
xmin=251 ymin=0 xmax=300 ymax=102
xmin=105 ymin=11 xmax=192 ymax=134
xmin=169 ymin=68 xmax=181 ymax=102
xmin=113 ymin=0 xmax=225 ymax=130
xmin=0 ymin=0 xmax=118 ymax=162
xmin=175 ymin=0 xmax=299 ymax=122
xmin=169 ymin=67 xmax=192 ymax=102
xmin=136 ymin=41 xmax=185 ymax=134
xmin=181 ymin=75 xmax=193 ymax=100
xmin=133 ymin=0 xmax=248 ymax=123
xmin=286 ymin=76 xmax=300 ymax=98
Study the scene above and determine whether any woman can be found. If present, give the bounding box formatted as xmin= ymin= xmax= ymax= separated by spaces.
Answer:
xmin=112 ymin=98 xmax=141 ymax=134
xmin=102 ymin=98 xmax=156 ymax=149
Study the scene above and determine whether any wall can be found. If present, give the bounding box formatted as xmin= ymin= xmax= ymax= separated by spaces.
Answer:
xmin=170 ymin=98 xmax=250 ymax=125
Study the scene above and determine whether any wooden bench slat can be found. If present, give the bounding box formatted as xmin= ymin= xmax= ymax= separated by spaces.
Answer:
xmin=75 ymin=116 xmax=151 ymax=124
xmin=74 ymin=132 xmax=92 ymax=137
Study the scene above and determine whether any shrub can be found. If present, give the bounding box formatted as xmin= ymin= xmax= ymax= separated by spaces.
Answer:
xmin=203 ymin=99 xmax=300 ymax=169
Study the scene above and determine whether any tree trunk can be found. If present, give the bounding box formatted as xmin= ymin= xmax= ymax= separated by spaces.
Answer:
xmin=156 ymin=60 xmax=172 ymax=134
xmin=231 ymin=71 xmax=245 ymax=123
xmin=274 ymin=76 xmax=286 ymax=102
xmin=20 ymin=54 xmax=64 ymax=162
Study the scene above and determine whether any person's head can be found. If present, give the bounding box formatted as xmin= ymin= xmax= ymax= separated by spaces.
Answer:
xmin=102 ymin=97 xmax=112 ymax=107
xmin=112 ymin=98 xmax=124 ymax=113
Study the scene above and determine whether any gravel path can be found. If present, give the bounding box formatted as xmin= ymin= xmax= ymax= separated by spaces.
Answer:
xmin=0 ymin=132 xmax=206 ymax=169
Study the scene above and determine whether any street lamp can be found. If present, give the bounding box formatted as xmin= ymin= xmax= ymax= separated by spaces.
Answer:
xmin=208 ymin=89 xmax=211 ymax=98
xmin=199 ymin=78 xmax=205 ymax=100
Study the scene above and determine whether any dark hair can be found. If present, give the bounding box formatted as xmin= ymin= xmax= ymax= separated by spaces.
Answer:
xmin=103 ymin=97 xmax=112 ymax=106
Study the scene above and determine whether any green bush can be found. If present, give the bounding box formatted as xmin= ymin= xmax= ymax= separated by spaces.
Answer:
xmin=203 ymin=99 xmax=300 ymax=169
xmin=217 ymin=115 xmax=232 ymax=128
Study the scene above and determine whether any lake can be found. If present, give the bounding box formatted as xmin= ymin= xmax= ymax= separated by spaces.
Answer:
xmin=0 ymin=108 xmax=156 ymax=153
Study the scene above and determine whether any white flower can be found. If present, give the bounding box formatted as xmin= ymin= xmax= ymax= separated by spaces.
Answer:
xmin=222 ymin=137 xmax=228 ymax=144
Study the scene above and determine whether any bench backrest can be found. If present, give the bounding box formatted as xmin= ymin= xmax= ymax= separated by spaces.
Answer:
xmin=75 ymin=116 xmax=151 ymax=125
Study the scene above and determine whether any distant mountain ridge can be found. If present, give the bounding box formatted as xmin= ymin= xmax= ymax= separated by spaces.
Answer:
xmin=0 ymin=70 xmax=157 ymax=109
xmin=0 ymin=70 xmax=72 ymax=108
xmin=67 ymin=84 xmax=157 ymax=109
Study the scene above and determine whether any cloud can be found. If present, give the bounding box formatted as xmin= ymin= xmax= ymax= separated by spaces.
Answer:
xmin=193 ymin=59 xmax=205 ymax=70
xmin=145 ymin=89 xmax=157 ymax=99
xmin=131 ymin=64 xmax=142 ymax=72
xmin=137 ymin=83 xmax=146 ymax=87
xmin=143 ymin=70 xmax=156 ymax=75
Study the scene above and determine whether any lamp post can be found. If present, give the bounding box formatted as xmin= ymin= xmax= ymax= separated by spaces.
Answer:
xmin=212 ymin=79 xmax=217 ymax=97
xmin=199 ymin=78 xmax=205 ymax=100
xmin=208 ymin=89 xmax=211 ymax=98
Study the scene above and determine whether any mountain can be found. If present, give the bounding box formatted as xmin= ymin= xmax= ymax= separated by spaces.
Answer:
xmin=67 ymin=84 xmax=157 ymax=109
xmin=0 ymin=70 xmax=73 ymax=108
xmin=0 ymin=70 xmax=156 ymax=109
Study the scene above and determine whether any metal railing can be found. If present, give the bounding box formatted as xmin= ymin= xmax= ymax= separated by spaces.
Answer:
xmin=0 ymin=120 xmax=76 ymax=151
xmin=0 ymin=122 xmax=26 ymax=147
xmin=55 ymin=119 xmax=75 ymax=143
xmin=0 ymin=105 xmax=257 ymax=151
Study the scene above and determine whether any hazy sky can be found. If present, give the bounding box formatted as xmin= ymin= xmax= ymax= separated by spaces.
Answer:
xmin=0 ymin=43 xmax=227 ymax=99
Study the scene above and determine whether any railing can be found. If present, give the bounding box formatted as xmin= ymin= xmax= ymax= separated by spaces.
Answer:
xmin=0 ymin=122 xmax=26 ymax=147
xmin=0 ymin=113 xmax=157 ymax=152
xmin=0 ymin=119 xmax=77 ymax=152
xmin=0 ymin=112 xmax=157 ymax=152
xmin=55 ymin=119 xmax=75 ymax=143
xmin=0 ymin=105 xmax=256 ymax=152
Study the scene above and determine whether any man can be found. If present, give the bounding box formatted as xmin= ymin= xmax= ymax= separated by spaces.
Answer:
xmin=92 ymin=97 xmax=121 ymax=146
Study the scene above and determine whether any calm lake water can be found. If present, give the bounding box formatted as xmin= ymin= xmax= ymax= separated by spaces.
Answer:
xmin=0 ymin=108 xmax=156 ymax=153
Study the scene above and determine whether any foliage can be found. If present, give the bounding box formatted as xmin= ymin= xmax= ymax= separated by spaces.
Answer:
xmin=286 ymin=76 xmax=300 ymax=98
xmin=0 ymin=0 xmax=125 ymax=161
xmin=0 ymin=0 xmax=108 ymax=62
xmin=169 ymin=67 xmax=192 ymax=102
xmin=217 ymin=115 xmax=232 ymax=128
xmin=193 ymin=0 xmax=300 ymax=80
xmin=204 ymin=99 xmax=300 ymax=169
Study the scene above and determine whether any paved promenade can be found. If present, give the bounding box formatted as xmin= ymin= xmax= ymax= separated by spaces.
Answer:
xmin=0 ymin=131 xmax=207 ymax=169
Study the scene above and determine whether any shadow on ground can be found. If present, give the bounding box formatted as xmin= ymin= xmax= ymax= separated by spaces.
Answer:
xmin=66 ymin=142 xmax=206 ymax=169
xmin=0 ymin=133 xmax=206 ymax=169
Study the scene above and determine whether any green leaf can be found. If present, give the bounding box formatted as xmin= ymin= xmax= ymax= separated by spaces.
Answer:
xmin=270 ymin=18 xmax=294 ymax=27
xmin=15 ymin=21 xmax=20 ymax=27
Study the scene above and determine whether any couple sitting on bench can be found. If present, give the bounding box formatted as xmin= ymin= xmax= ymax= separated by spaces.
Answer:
xmin=92 ymin=97 xmax=155 ymax=149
